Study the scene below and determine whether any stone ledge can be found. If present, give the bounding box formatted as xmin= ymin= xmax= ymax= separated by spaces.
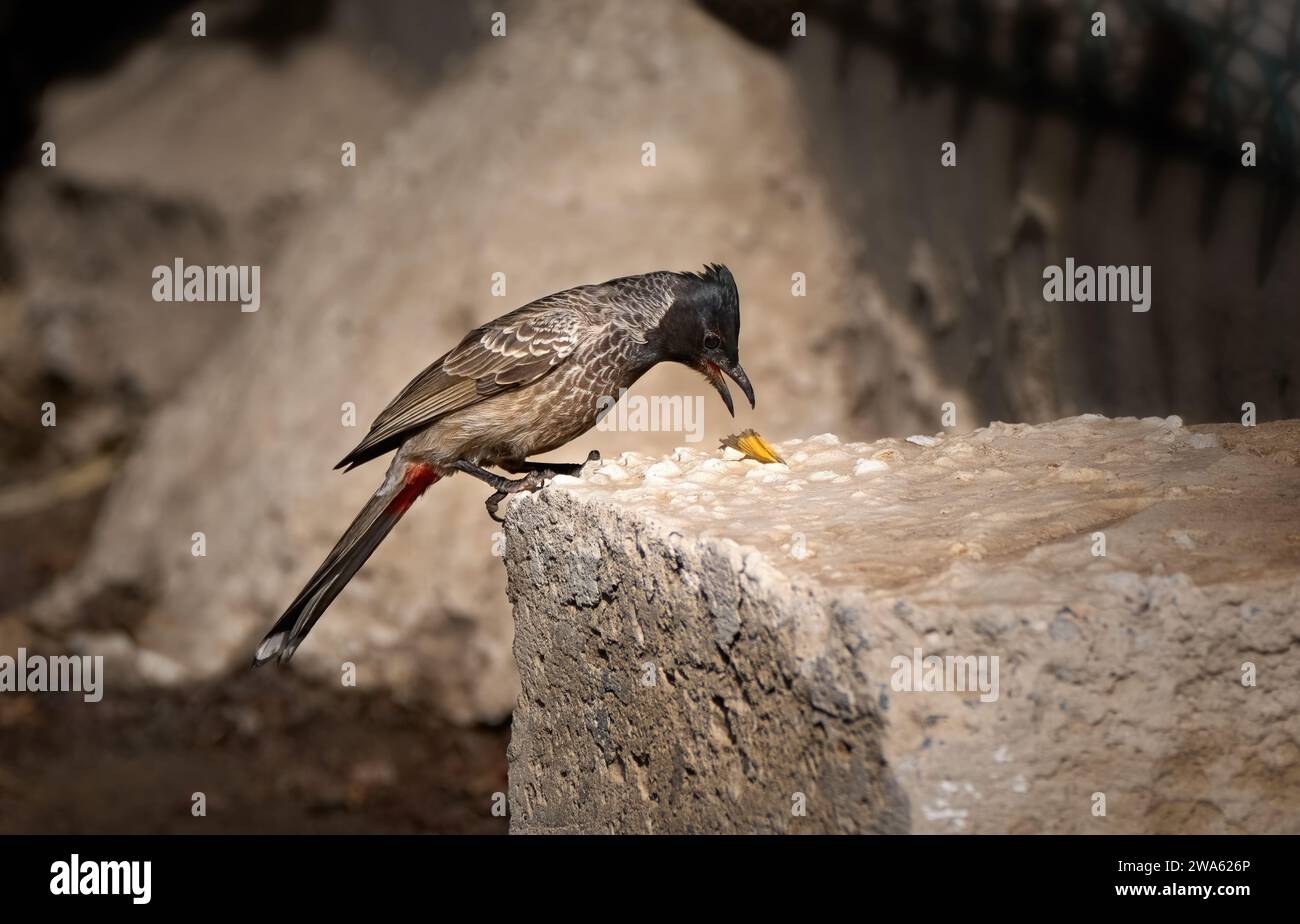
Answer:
xmin=503 ymin=416 xmax=1300 ymax=833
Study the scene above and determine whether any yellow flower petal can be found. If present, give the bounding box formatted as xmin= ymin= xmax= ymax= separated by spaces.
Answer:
xmin=720 ymin=429 xmax=785 ymax=464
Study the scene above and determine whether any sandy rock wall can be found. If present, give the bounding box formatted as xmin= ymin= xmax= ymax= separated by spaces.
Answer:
xmin=503 ymin=416 xmax=1300 ymax=833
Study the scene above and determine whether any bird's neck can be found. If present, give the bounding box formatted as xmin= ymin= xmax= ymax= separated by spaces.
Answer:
xmin=618 ymin=349 xmax=662 ymax=391
xmin=613 ymin=317 xmax=686 ymax=389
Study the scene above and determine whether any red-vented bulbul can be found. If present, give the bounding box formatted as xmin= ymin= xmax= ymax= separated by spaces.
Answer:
xmin=254 ymin=264 xmax=753 ymax=665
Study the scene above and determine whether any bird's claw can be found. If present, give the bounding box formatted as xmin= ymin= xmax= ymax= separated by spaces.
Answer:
xmin=522 ymin=470 xmax=551 ymax=492
xmin=486 ymin=470 xmax=554 ymax=523
xmin=485 ymin=452 xmax=601 ymax=522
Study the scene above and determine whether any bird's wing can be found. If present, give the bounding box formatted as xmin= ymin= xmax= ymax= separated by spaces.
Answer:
xmin=335 ymin=295 xmax=590 ymax=470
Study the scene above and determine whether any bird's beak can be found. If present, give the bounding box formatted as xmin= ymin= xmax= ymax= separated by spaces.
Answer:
xmin=703 ymin=359 xmax=755 ymax=416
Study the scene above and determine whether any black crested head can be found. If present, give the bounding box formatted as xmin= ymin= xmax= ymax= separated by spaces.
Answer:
xmin=653 ymin=263 xmax=754 ymax=416
xmin=678 ymin=262 xmax=740 ymax=336
xmin=658 ymin=264 xmax=740 ymax=361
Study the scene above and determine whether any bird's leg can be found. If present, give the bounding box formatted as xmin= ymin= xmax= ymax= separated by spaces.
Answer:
xmin=457 ymin=452 xmax=600 ymax=522
xmin=453 ymin=461 xmax=550 ymax=523
xmin=501 ymin=449 xmax=601 ymax=477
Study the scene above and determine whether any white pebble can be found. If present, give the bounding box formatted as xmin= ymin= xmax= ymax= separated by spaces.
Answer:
xmin=907 ymin=434 xmax=938 ymax=447
xmin=854 ymin=458 xmax=889 ymax=476
xmin=645 ymin=460 xmax=682 ymax=479
xmin=597 ymin=463 xmax=629 ymax=481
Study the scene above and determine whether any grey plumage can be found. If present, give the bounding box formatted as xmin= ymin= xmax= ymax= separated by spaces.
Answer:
xmin=255 ymin=264 xmax=752 ymax=666
xmin=336 ymin=270 xmax=683 ymax=471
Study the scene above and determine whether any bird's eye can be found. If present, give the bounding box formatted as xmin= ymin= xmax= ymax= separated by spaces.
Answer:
xmin=703 ymin=332 xmax=721 ymax=350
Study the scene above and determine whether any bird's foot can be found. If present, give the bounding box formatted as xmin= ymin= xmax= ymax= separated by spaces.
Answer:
xmin=468 ymin=452 xmax=601 ymax=522
xmin=485 ymin=470 xmax=552 ymax=523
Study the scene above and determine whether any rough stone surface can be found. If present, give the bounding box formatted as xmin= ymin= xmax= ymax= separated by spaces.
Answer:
xmin=504 ymin=416 xmax=1300 ymax=833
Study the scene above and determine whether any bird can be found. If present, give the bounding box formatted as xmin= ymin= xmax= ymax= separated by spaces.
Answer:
xmin=253 ymin=264 xmax=754 ymax=666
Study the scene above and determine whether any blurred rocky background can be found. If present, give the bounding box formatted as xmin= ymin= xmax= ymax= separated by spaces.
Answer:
xmin=0 ymin=0 xmax=1295 ymax=832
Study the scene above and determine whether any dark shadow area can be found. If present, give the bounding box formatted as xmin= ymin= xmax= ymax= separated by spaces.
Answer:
xmin=703 ymin=0 xmax=1300 ymax=276
xmin=703 ymin=0 xmax=1300 ymax=429
xmin=0 ymin=669 xmax=508 ymax=834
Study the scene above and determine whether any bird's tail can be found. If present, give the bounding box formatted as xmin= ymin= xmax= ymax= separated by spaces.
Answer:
xmin=253 ymin=461 xmax=441 ymax=666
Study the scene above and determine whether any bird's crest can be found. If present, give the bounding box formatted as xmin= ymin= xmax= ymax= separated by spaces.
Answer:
xmin=681 ymin=263 xmax=735 ymax=290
